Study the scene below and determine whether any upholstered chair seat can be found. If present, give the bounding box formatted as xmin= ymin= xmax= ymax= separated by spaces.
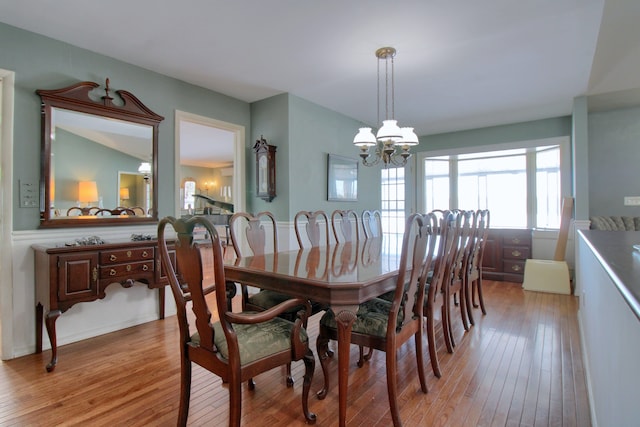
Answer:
xmin=206 ymin=316 xmax=309 ymax=365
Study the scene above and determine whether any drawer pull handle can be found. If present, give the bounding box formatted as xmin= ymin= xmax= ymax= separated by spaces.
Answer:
xmin=110 ymin=254 xmax=117 ymax=262
xmin=512 ymin=250 xmax=522 ymax=257
xmin=142 ymin=251 xmax=149 ymax=258
xmin=142 ymin=264 xmax=149 ymax=271
xmin=109 ymin=269 xmax=117 ymax=276
xmin=512 ymin=265 xmax=521 ymax=272
xmin=92 ymin=267 xmax=98 ymax=282
xmin=126 ymin=265 xmax=132 ymax=272
xmin=127 ymin=250 xmax=132 ymax=258
xmin=512 ymin=238 xmax=520 ymax=244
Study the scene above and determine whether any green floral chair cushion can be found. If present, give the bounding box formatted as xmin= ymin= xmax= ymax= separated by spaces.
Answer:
xmin=249 ymin=290 xmax=327 ymax=317
xmin=320 ymin=298 xmax=409 ymax=338
xmin=248 ymin=290 xmax=304 ymax=311
xmin=191 ymin=316 xmax=308 ymax=366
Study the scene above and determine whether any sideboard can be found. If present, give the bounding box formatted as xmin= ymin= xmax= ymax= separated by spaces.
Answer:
xmin=481 ymin=228 xmax=532 ymax=283
xmin=33 ymin=239 xmax=176 ymax=372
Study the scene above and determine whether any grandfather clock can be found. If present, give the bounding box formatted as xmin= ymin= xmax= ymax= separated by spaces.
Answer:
xmin=253 ymin=136 xmax=276 ymax=202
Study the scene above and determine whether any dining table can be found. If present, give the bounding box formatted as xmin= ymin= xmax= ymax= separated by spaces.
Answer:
xmin=223 ymin=236 xmax=402 ymax=427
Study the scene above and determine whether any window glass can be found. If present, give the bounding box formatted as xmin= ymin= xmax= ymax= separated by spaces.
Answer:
xmin=424 ymin=158 xmax=450 ymax=213
xmin=422 ymin=144 xmax=561 ymax=228
xmin=536 ymin=146 xmax=561 ymax=228
xmin=381 ymin=167 xmax=405 ymax=254
xmin=183 ymin=180 xmax=196 ymax=211
xmin=458 ymin=153 xmax=527 ymax=227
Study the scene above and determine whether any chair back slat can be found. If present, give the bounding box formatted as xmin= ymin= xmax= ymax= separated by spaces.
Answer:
xmin=294 ymin=210 xmax=330 ymax=248
xmin=158 ymin=216 xmax=226 ymax=353
xmin=229 ymin=211 xmax=278 ymax=257
xmin=389 ymin=212 xmax=439 ymax=330
xmin=362 ymin=209 xmax=383 ymax=239
xmin=331 ymin=209 xmax=360 ymax=243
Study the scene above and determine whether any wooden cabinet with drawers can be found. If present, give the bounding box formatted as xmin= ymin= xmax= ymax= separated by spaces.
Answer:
xmin=482 ymin=228 xmax=532 ymax=283
xmin=33 ymin=240 xmax=176 ymax=372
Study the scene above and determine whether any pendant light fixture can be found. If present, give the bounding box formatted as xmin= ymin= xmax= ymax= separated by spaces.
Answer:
xmin=353 ymin=47 xmax=419 ymax=167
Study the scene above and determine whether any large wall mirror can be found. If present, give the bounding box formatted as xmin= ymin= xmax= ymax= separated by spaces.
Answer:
xmin=37 ymin=80 xmax=163 ymax=227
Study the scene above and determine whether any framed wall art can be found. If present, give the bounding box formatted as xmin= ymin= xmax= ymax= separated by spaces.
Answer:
xmin=327 ymin=154 xmax=358 ymax=201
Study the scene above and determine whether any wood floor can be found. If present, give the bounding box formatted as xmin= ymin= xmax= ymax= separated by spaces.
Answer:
xmin=0 ymin=281 xmax=591 ymax=426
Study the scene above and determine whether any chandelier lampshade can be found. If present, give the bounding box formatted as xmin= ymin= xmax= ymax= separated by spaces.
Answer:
xmin=353 ymin=127 xmax=377 ymax=147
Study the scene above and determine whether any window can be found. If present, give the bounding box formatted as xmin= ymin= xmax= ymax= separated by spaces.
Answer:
xmin=381 ymin=167 xmax=405 ymax=235
xmin=422 ymin=144 xmax=563 ymax=228
xmin=183 ymin=179 xmax=196 ymax=211
xmin=381 ymin=166 xmax=405 ymax=253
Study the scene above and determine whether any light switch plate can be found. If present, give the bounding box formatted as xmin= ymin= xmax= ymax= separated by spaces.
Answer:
xmin=19 ymin=180 xmax=38 ymax=208
xmin=624 ymin=196 xmax=640 ymax=206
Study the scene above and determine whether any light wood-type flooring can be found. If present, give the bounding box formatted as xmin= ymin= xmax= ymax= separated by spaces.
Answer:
xmin=0 ymin=281 xmax=591 ymax=426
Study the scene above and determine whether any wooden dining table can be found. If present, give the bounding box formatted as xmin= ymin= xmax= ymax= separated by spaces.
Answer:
xmin=223 ymin=237 xmax=402 ymax=427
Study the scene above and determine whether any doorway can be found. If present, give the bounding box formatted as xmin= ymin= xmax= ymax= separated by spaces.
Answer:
xmin=174 ymin=110 xmax=246 ymax=217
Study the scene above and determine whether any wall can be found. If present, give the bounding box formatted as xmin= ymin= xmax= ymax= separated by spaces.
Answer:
xmin=0 ymin=22 xmax=251 ymax=358
xmin=417 ymin=116 xmax=572 ymax=152
xmin=0 ymin=22 xmax=251 ymax=231
xmin=588 ymin=106 xmax=640 ymax=217
xmin=577 ymin=232 xmax=640 ymax=426
xmin=250 ymin=94 xmax=378 ymax=221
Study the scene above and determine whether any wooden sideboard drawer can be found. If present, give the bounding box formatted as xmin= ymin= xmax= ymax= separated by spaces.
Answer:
xmin=503 ymin=246 xmax=530 ymax=260
xmin=503 ymin=259 xmax=526 ymax=275
xmin=504 ymin=234 xmax=531 ymax=246
xmin=99 ymin=260 xmax=154 ymax=279
xmin=100 ymin=247 xmax=154 ymax=264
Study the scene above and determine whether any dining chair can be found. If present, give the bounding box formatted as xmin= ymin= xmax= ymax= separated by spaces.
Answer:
xmin=464 ymin=209 xmax=490 ymax=325
xmin=95 ymin=207 xmax=136 ymax=216
xmin=158 ymin=215 xmax=316 ymax=426
xmin=229 ymin=211 xmax=311 ymax=386
xmin=331 ymin=209 xmax=360 ymax=243
xmin=294 ymin=210 xmax=331 ymax=248
xmin=443 ymin=209 xmax=475 ymax=349
xmin=66 ymin=206 xmax=100 ymax=216
xmin=362 ymin=209 xmax=383 ymax=239
xmin=316 ymin=212 xmax=438 ymax=427
xmin=422 ymin=209 xmax=458 ymax=375
xmin=130 ymin=206 xmax=146 ymax=216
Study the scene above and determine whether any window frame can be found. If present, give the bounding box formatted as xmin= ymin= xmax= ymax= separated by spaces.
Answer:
xmin=416 ymin=136 xmax=571 ymax=229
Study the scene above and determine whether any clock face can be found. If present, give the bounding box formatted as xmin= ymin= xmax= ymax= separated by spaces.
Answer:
xmin=259 ymin=155 xmax=268 ymax=192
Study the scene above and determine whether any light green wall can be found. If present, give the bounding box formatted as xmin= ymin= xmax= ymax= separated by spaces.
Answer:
xmin=249 ymin=94 xmax=290 ymax=219
xmin=250 ymin=93 xmax=378 ymax=221
xmin=572 ymin=96 xmax=590 ymax=220
xmin=1 ymin=22 xmax=251 ymax=230
xmin=588 ymin=106 xmax=640 ymax=217
xmin=417 ymin=116 xmax=572 ymax=152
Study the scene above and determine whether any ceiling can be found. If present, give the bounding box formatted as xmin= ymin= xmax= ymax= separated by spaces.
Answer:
xmin=2 ymin=0 xmax=640 ymax=151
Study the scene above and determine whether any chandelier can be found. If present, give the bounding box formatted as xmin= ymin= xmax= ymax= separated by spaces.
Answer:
xmin=353 ymin=47 xmax=419 ymax=167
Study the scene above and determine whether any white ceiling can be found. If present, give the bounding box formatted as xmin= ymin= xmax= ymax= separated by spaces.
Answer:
xmin=2 ymin=0 xmax=640 ymax=148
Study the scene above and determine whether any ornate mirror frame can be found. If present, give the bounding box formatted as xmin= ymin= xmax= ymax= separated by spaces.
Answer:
xmin=37 ymin=80 xmax=164 ymax=228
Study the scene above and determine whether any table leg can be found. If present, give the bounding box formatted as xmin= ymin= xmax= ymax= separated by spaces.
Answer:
xmin=35 ymin=303 xmax=43 ymax=353
xmin=45 ymin=309 xmax=61 ymax=372
xmin=158 ymin=287 xmax=165 ymax=319
xmin=334 ymin=308 xmax=357 ymax=427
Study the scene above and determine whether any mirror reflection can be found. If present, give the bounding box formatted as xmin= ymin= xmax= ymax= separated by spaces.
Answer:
xmin=37 ymin=80 xmax=163 ymax=227
xmin=50 ymin=109 xmax=153 ymax=218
